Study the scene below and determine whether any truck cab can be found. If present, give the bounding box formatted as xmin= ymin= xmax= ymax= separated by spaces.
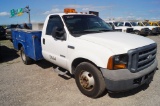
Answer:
xmin=41 ymin=13 xmax=115 ymax=70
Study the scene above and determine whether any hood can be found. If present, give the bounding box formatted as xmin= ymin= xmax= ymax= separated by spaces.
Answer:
xmin=132 ymin=26 xmax=148 ymax=29
xmin=78 ymin=32 xmax=155 ymax=54
xmin=146 ymin=26 xmax=156 ymax=29
xmin=115 ymin=26 xmax=132 ymax=30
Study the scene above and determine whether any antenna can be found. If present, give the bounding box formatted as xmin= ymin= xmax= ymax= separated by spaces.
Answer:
xmin=25 ymin=6 xmax=31 ymax=23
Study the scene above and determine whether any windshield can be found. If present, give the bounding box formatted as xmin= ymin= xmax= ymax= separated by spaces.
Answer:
xmin=113 ymin=22 xmax=118 ymax=26
xmin=142 ymin=22 xmax=151 ymax=26
xmin=63 ymin=15 xmax=112 ymax=36
xmin=153 ymin=23 xmax=158 ymax=26
xmin=130 ymin=22 xmax=138 ymax=26
xmin=114 ymin=22 xmax=124 ymax=26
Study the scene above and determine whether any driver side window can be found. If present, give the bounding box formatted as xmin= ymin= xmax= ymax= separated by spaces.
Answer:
xmin=125 ymin=23 xmax=131 ymax=27
xmin=46 ymin=15 xmax=64 ymax=35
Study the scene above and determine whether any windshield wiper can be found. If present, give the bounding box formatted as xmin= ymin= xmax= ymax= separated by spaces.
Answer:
xmin=98 ymin=29 xmax=113 ymax=32
xmin=84 ymin=29 xmax=112 ymax=32
xmin=83 ymin=30 xmax=100 ymax=33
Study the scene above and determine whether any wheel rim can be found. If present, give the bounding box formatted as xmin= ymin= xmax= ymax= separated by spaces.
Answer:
xmin=79 ymin=71 xmax=95 ymax=91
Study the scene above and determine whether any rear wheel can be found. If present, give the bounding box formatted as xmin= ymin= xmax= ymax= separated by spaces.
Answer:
xmin=20 ymin=47 xmax=32 ymax=65
xmin=75 ymin=62 xmax=106 ymax=98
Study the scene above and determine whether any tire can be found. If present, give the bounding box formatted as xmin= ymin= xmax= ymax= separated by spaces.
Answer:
xmin=75 ymin=62 xmax=106 ymax=98
xmin=20 ymin=47 xmax=32 ymax=65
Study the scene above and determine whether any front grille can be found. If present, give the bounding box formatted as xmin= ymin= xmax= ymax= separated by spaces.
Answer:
xmin=126 ymin=28 xmax=134 ymax=33
xmin=128 ymin=43 xmax=157 ymax=73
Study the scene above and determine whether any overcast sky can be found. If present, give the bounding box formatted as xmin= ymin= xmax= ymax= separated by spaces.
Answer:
xmin=0 ymin=0 xmax=160 ymax=25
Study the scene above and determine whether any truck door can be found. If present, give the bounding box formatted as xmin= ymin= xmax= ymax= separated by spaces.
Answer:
xmin=42 ymin=15 xmax=67 ymax=69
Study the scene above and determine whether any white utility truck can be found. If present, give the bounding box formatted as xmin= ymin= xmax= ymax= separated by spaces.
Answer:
xmin=12 ymin=8 xmax=158 ymax=98
xmin=106 ymin=21 xmax=134 ymax=33
xmin=119 ymin=21 xmax=150 ymax=36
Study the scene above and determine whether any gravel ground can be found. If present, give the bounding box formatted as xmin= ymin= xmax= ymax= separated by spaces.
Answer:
xmin=0 ymin=35 xmax=160 ymax=106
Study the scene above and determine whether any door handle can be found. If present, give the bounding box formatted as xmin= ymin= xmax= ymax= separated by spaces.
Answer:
xmin=43 ymin=38 xmax=45 ymax=44
xmin=68 ymin=45 xmax=75 ymax=49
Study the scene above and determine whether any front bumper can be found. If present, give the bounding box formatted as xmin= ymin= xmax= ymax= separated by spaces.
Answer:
xmin=140 ymin=30 xmax=149 ymax=35
xmin=100 ymin=59 xmax=158 ymax=92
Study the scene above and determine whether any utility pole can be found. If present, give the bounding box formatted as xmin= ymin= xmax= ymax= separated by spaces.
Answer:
xmin=25 ymin=6 xmax=31 ymax=23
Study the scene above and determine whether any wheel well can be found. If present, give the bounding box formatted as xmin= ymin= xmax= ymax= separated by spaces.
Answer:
xmin=18 ymin=43 xmax=23 ymax=50
xmin=71 ymin=58 xmax=99 ymax=74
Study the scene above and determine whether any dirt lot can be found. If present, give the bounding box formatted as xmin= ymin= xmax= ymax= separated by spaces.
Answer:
xmin=0 ymin=35 xmax=160 ymax=106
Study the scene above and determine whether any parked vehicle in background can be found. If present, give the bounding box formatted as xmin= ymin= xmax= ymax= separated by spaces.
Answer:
xmin=106 ymin=21 xmax=134 ymax=33
xmin=119 ymin=21 xmax=150 ymax=36
xmin=5 ymin=24 xmax=22 ymax=41
xmin=136 ymin=21 xmax=160 ymax=35
xmin=149 ymin=21 xmax=160 ymax=26
xmin=0 ymin=26 xmax=6 ymax=40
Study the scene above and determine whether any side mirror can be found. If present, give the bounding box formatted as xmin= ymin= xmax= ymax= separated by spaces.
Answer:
xmin=52 ymin=26 xmax=66 ymax=40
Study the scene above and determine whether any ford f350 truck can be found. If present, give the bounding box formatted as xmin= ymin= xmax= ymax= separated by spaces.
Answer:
xmin=12 ymin=9 xmax=158 ymax=98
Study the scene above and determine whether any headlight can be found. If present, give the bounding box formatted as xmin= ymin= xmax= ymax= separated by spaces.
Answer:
xmin=107 ymin=54 xmax=128 ymax=70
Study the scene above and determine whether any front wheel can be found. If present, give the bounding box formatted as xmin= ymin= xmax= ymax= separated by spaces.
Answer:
xmin=20 ymin=47 xmax=32 ymax=65
xmin=75 ymin=62 xmax=106 ymax=98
